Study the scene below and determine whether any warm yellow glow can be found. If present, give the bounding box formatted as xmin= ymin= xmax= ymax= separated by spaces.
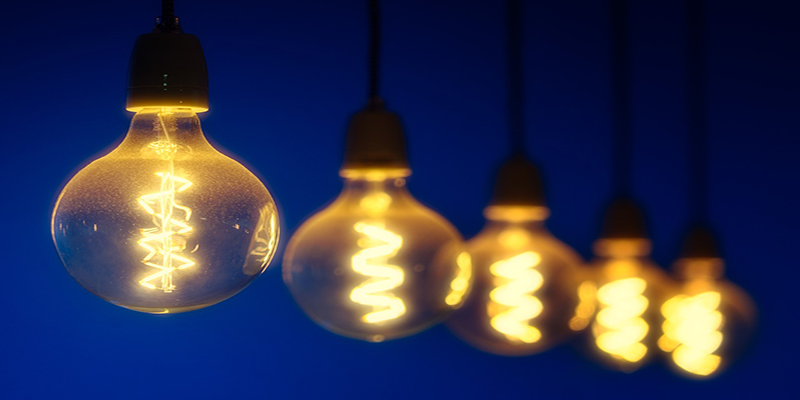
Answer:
xmin=593 ymin=238 xmax=652 ymax=258
xmin=488 ymin=251 xmax=544 ymax=343
xmin=659 ymin=291 xmax=723 ymax=376
xmin=350 ymin=222 xmax=406 ymax=323
xmin=498 ymin=227 xmax=531 ymax=249
xmin=126 ymin=105 xmax=209 ymax=113
xmin=569 ymin=280 xmax=597 ymax=331
xmin=360 ymin=192 xmax=392 ymax=215
xmin=340 ymin=168 xmax=411 ymax=180
xmin=484 ymin=205 xmax=550 ymax=222
xmin=446 ymin=252 xmax=472 ymax=306
xmin=593 ymin=277 xmax=649 ymax=362
xmin=136 ymin=113 xmax=195 ymax=293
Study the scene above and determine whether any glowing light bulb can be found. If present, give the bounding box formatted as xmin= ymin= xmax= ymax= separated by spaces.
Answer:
xmin=447 ymin=205 xmax=584 ymax=355
xmin=584 ymin=199 xmax=671 ymax=372
xmin=447 ymin=156 xmax=586 ymax=356
xmin=586 ymin=237 xmax=671 ymax=371
xmin=53 ymin=108 xmax=279 ymax=313
xmin=658 ymin=227 xmax=756 ymax=379
xmin=283 ymin=103 xmax=469 ymax=342
xmin=284 ymin=169 xmax=468 ymax=342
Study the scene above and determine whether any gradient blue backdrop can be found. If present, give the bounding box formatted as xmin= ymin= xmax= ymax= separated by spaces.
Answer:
xmin=0 ymin=0 xmax=796 ymax=398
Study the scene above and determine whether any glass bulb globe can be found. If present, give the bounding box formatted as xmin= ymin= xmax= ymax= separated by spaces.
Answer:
xmin=586 ymin=238 xmax=671 ymax=372
xmin=283 ymin=169 xmax=470 ymax=342
xmin=446 ymin=206 xmax=586 ymax=356
xmin=52 ymin=108 xmax=279 ymax=314
xmin=658 ymin=256 xmax=756 ymax=379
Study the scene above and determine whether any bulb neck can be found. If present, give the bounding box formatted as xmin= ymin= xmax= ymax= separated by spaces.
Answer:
xmin=483 ymin=205 xmax=549 ymax=224
xmin=593 ymin=238 xmax=652 ymax=258
xmin=115 ymin=108 xmax=212 ymax=157
xmin=341 ymin=174 xmax=409 ymax=195
xmin=673 ymin=257 xmax=725 ymax=280
xmin=337 ymin=174 xmax=412 ymax=217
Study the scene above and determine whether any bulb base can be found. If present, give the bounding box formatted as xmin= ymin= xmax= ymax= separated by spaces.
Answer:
xmin=488 ymin=154 xmax=546 ymax=208
xmin=340 ymin=99 xmax=409 ymax=174
xmin=126 ymin=28 xmax=209 ymax=112
xmin=680 ymin=225 xmax=719 ymax=258
xmin=599 ymin=197 xmax=647 ymax=239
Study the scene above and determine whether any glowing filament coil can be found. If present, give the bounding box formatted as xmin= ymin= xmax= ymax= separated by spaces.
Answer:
xmin=594 ymin=277 xmax=650 ymax=363
xmin=350 ymin=222 xmax=406 ymax=323
xmin=659 ymin=291 xmax=723 ymax=376
xmin=445 ymin=252 xmax=472 ymax=306
xmin=488 ymin=251 xmax=544 ymax=343
xmin=137 ymin=170 xmax=194 ymax=292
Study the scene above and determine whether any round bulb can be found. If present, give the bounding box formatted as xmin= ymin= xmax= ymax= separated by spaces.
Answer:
xmin=585 ymin=238 xmax=671 ymax=372
xmin=283 ymin=169 xmax=470 ymax=342
xmin=446 ymin=205 xmax=586 ymax=356
xmin=52 ymin=108 xmax=279 ymax=313
xmin=659 ymin=256 xmax=756 ymax=379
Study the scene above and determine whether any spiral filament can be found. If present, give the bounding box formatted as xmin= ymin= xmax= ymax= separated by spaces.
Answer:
xmin=445 ymin=252 xmax=473 ymax=306
xmin=350 ymin=222 xmax=406 ymax=323
xmin=487 ymin=251 xmax=544 ymax=343
xmin=593 ymin=277 xmax=649 ymax=363
xmin=569 ymin=280 xmax=598 ymax=331
xmin=136 ymin=135 xmax=194 ymax=292
xmin=659 ymin=291 xmax=724 ymax=376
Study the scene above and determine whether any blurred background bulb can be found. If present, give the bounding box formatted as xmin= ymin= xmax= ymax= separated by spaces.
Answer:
xmin=52 ymin=108 xmax=279 ymax=313
xmin=584 ymin=198 xmax=671 ymax=372
xmin=447 ymin=157 xmax=586 ymax=356
xmin=283 ymin=103 xmax=469 ymax=342
xmin=658 ymin=227 xmax=756 ymax=379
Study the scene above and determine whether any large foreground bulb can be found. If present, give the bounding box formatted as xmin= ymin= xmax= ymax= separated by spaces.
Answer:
xmin=586 ymin=198 xmax=670 ymax=372
xmin=447 ymin=156 xmax=586 ymax=356
xmin=283 ymin=102 xmax=469 ymax=342
xmin=658 ymin=227 xmax=756 ymax=379
xmin=53 ymin=108 xmax=279 ymax=313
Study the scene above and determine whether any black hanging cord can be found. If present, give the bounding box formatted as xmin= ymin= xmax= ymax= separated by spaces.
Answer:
xmin=368 ymin=0 xmax=381 ymax=103
xmin=686 ymin=0 xmax=708 ymax=223
xmin=158 ymin=0 xmax=179 ymax=31
xmin=610 ymin=0 xmax=633 ymax=196
xmin=507 ymin=0 xmax=525 ymax=155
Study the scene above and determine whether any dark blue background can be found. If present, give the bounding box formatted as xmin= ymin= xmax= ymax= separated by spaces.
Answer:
xmin=1 ymin=0 xmax=796 ymax=398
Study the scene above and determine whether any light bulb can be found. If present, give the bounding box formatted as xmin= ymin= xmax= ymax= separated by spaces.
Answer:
xmin=658 ymin=227 xmax=756 ymax=379
xmin=283 ymin=103 xmax=469 ymax=342
xmin=584 ymin=199 xmax=671 ymax=372
xmin=52 ymin=108 xmax=279 ymax=313
xmin=284 ymin=169 xmax=469 ymax=342
xmin=446 ymin=205 xmax=586 ymax=355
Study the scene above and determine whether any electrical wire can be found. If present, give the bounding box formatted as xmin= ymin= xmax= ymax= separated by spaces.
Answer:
xmin=686 ymin=0 xmax=709 ymax=223
xmin=368 ymin=0 xmax=381 ymax=103
xmin=507 ymin=0 xmax=525 ymax=155
xmin=610 ymin=0 xmax=633 ymax=196
xmin=159 ymin=0 xmax=179 ymax=31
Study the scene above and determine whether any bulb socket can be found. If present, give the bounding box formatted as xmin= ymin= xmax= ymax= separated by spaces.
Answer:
xmin=488 ymin=154 xmax=546 ymax=208
xmin=599 ymin=197 xmax=648 ymax=239
xmin=340 ymin=98 xmax=409 ymax=174
xmin=126 ymin=23 xmax=209 ymax=112
xmin=680 ymin=225 xmax=720 ymax=259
